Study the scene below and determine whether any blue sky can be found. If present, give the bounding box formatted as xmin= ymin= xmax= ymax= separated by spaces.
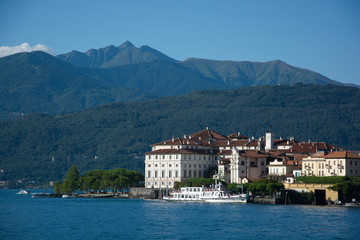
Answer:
xmin=1 ymin=0 xmax=359 ymax=85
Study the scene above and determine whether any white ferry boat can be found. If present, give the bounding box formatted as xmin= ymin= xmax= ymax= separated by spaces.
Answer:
xmin=163 ymin=183 xmax=248 ymax=203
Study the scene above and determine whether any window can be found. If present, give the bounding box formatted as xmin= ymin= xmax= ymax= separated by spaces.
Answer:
xmin=199 ymin=170 xmax=202 ymax=177
xmin=199 ymin=164 xmax=201 ymax=168
xmin=147 ymin=182 xmax=151 ymax=187
xmin=176 ymin=164 xmax=178 ymax=167
xmin=183 ymin=170 xmax=187 ymax=178
xmin=162 ymin=155 xmax=165 ymax=159
xmin=194 ymin=170 xmax=196 ymax=177
xmin=154 ymin=182 xmax=158 ymax=186
xmin=184 ymin=164 xmax=186 ymax=167
xmin=148 ymin=164 xmax=151 ymax=167
xmin=169 ymin=182 xmax=172 ymax=186
xmin=189 ymin=164 xmax=192 ymax=168
xmin=148 ymin=171 xmax=151 ymax=178
xmin=155 ymin=164 xmax=158 ymax=167
xmin=215 ymin=157 xmax=217 ymax=160
xmin=169 ymin=164 xmax=172 ymax=167
xmin=169 ymin=155 xmax=172 ymax=160
xmin=162 ymin=164 xmax=165 ymax=167
xmin=149 ymin=155 xmax=151 ymax=160
xmin=155 ymin=171 xmax=158 ymax=178
xmin=155 ymin=155 xmax=158 ymax=160
xmin=169 ymin=171 xmax=172 ymax=178
xmin=355 ymin=161 xmax=358 ymax=166
xmin=208 ymin=156 xmax=210 ymax=160
xmin=175 ymin=170 xmax=178 ymax=178
xmin=261 ymin=162 xmax=264 ymax=166
xmin=350 ymin=161 xmax=353 ymax=166
xmin=162 ymin=182 xmax=165 ymax=186
xmin=241 ymin=161 xmax=245 ymax=165
xmin=176 ymin=155 xmax=178 ymax=159
xmin=189 ymin=170 xmax=192 ymax=178
xmin=162 ymin=171 xmax=165 ymax=178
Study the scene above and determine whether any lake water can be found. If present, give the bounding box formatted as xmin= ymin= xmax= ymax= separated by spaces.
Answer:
xmin=1 ymin=189 xmax=359 ymax=240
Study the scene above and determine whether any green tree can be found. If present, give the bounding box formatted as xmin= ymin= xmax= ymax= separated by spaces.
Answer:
xmin=62 ymin=166 xmax=80 ymax=193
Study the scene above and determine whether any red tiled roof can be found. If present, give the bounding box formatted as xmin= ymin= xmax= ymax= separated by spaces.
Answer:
xmin=290 ymin=142 xmax=342 ymax=154
xmin=218 ymin=150 xmax=233 ymax=156
xmin=227 ymin=133 xmax=248 ymax=140
xmin=144 ymin=148 xmax=219 ymax=155
xmin=325 ymin=151 xmax=360 ymax=159
xmin=240 ymin=150 xmax=267 ymax=158
xmin=190 ymin=128 xmax=228 ymax=141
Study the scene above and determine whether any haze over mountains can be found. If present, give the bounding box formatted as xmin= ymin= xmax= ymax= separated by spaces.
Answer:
xmin=0 ymin=41 xmax=347 ymax=119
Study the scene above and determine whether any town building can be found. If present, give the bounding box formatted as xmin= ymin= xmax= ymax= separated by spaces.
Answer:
xmin=302 ymin=151 xmax=360 ymax=177
xmin=144 ymin=128 xmax=350 ymax=188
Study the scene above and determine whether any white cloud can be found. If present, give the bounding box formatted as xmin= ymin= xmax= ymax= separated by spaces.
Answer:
xmin=0 ymin=42 xmax=55 ymax=58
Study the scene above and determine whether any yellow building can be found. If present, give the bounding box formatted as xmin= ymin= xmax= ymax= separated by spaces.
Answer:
xmin=302 ymin=151 xmax=360 ymax=177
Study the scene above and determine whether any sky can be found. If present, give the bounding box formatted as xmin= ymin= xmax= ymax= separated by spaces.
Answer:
xmin=1 ymin=0 xmax=359 ymax=85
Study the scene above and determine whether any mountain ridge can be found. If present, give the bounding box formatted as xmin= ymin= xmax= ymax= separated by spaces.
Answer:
xmin=57 ymin=41 xmax=177 ymax=68
xmin=0 ymin=41 xmax=357 ymax=119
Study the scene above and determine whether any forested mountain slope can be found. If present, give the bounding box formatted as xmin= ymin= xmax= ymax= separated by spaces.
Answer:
xmin=0 ymin=84 xmax=359 ymax=182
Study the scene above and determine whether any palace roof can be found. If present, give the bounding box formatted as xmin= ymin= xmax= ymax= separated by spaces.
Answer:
xmin=324 ymin=151 xmax=360 ymax=159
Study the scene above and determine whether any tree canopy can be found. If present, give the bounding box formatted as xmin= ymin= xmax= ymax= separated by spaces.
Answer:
xmin=55 ymin=167 xmax=144 ymax=194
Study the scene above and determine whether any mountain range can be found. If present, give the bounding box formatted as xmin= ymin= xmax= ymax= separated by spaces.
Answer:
xmin=0 ymin=41 xmax=347 ymax=119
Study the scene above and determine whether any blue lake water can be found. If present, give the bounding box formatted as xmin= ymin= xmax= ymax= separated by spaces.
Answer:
xmin=1 ymin=189 xmax=359 ymax=240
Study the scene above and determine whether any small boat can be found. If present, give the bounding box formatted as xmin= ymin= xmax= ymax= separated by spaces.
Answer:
xmin=62 ymin=194 xmax=77 ymax=198
xmin=343 ymin=202 xmax=360 ymax=207
xmin=163 ymin=183 xmax=248 ymax=203
xmin=17 ymin=190 xmax=30 ymax=194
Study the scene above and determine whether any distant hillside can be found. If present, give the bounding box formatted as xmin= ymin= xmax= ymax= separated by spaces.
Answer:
xmin=84 ymin=59 xmax=227 ymax=96
xmin=0 ymin=41 xmax=353 ymax=119
xmin=59 ymin=41 xmax=342 ymax=87
xmin=0 ymin=51 xmax=158 ymax=118
xmin=181 ymin=58 xmax=341 ymax=87
xmin=57 ymin=41 xmax=177 ymax=68
xmin=1 ymin=84 xmax=359 ymax=183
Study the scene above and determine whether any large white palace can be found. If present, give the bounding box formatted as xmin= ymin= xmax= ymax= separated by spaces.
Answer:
xmin=144 ymin=128 xmax=360 ymax=188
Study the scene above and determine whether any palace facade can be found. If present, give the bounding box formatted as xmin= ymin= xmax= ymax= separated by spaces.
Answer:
xmin=144 ymin=128 xmax=358 ymax=189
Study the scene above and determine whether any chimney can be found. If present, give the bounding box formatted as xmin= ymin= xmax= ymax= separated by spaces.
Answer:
xmin=227 ymin=140 xmax=230 ymax=145
xmin=172 ymin=136 xmax=175 ymax=142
